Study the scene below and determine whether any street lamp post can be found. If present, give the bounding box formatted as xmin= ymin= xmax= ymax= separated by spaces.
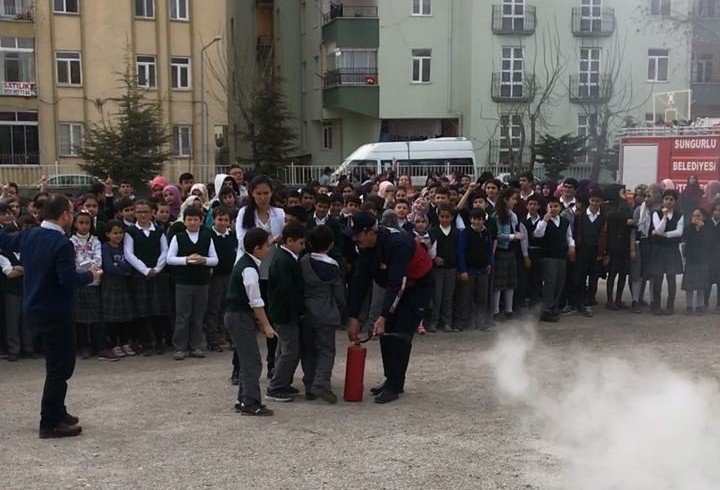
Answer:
xmin=201 ymin=36 xmax=222 ymax=182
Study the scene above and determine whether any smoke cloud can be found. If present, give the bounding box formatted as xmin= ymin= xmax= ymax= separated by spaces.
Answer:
xmin=487 ymin=324 xmax=720 ymax=489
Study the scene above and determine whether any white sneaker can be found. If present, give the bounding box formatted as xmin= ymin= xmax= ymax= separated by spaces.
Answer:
xmin=112 ymin=346 xmax=126 ymax=357
xmin=122 ymin=344 xmax=137 ymax=356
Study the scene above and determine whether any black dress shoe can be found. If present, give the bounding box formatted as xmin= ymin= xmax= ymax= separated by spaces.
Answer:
xmin=64 ymin=413 xmax=79 ymax=426
xmin=370 ymin=382 xmax=404 ymax=396
xmin=39 ymin=422 xmax=82 ymax=439
xmin=374 ymin=390 xmax=399 ymax=404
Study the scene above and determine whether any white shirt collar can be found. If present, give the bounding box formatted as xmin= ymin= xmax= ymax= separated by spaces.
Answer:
xmin=551 ymin=216 xmax=561 ymax=226
xmin=212 ymin=226 xmax=230 ymax=237
xmin=40 ymin=220 xmax=66 ymax=235
xmin=247 ymin=253 xmax=262 ymax=267
xmin=134 ymin=221 xmax=156 ymax=232
xmin=526 ymin=213 xmax=540 ymax=222
xmin=311 ymin=252 xmax=338 ymax=267
xmin=586 ymin=207 xmax=601 ymax=220
xmin=561 ymin=196 xmax=576 ymax=207
xmin=521 ymin=190 xmax=534 ymax=199
xmin=314 ymin=213 xmax=328 ymax=224
xmin=440 ymin=224 xmax=452 ymax=235
xmin=280 ymin=245 xmax=299 ymax=261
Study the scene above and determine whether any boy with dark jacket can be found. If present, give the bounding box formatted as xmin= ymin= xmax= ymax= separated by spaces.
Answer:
xmin=572 ymin=189 xmax=607 ymax=317
xmin=455 ymin=209 xmax=494 ymax=331
xmin=300 ymin=225 xmax=346 ymax=403
xmin=266 ymin=221 xmax=307 ymax=402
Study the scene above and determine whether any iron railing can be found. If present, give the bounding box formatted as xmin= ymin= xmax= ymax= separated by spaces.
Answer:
xmin=323 ymin=4 xmax=378 ymax=25
xmin=491 ymin=4 xmax=536 ymax=35
xmin=571 ymin=7 xmax=615 ymax=36
xmin=491 ymin=73 xmax=535 ymax=102
xmin=569 ymin=74 xmax=612 ymax=103
xmin=323 ymin=68 xmax=378 ymax=89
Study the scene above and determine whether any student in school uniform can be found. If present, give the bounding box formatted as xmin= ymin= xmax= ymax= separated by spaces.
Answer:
xmin=266 ymin=221 xmax=307 ymax=402
xmin=682 ymin=208 xmax=711 ymax=315
xmin=572 ymin=189 xmax=607 ymax=317
xmin=455 ymin=209 xmax=494 ymax=331
xmin=704 ymin=201 xmax=720 ymax=311
xmin=203 ymin=206 xmax=238 ymax=352
xmin=226 ymin=227 xmax=278 ymax=416
xmin=428 ymin=202 xmax=459 ymax=332
xmin=123 ymin=200 xmax=171 ymax=354
xmin=647 ymin=189 xmax=684 ymax=315
xmin=491 ymin=188 xmax=524 ymax=321
xmin=534 ymin=196 xmax=576 ymax=322
xmin=300 ymin=225 xmax=346 ymax=403
xmin=520 ymin=195 xmax=543 ymax=307
xmin=166 ymin=205 xmax=218 ymax=360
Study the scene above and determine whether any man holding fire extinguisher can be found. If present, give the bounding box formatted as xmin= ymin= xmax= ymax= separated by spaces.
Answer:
xmin=346 ymin=211 xmax=433 ymax=404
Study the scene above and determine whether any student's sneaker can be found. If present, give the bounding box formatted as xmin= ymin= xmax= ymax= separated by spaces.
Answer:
xmin=265 ymin=390 xmax=294 ymax=403
xmin=417 ymin=323 xmax=427 ymax=335
xmin=189 ymin=350 xmax=205 ymax=358
xmin=560 ymin=306 xmax=576 ymax=315
xmin=121 ymin=344 xmax=137 ymax=356
xmin=374 ymin=389 xmax=400 ymax=404
xmin=238 ymin=403 xmax=273 ymax=416
xmin=173 ymin=351 xmax=186 ymax=361
xmin=286 ymin=386 xmax=301 ymax=396
xmin=318 ymin=390 xmax=338 ymax=405
xmin=581 ymin=306 xmax=593 ymax=317
xmin=451 ymin=326 xmax=461 ymax=333
xmin=112 ymin=346 xmax=126 ymax=358
xmin=441 ymin=325 xmax=452 ymax=333
xmin=540 ymin=311 xmax=559 ymax=323
xmin=631 ymin=301 xmax=642 ymax=314
xmin=98 ymin=349 xmax=120 ymax=362
xmin=7 ymin=353 xmax=18 ymax=362
xmin=230 ymin=372 xmax=240 ymax=386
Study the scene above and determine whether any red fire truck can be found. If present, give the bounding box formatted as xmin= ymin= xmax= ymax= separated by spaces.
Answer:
xmin=619 ymin=125 xmax=720 ymax=191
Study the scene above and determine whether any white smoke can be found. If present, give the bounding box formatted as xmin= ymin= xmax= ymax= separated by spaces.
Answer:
xmin=487 ymin=324 xmax=720 ymax=490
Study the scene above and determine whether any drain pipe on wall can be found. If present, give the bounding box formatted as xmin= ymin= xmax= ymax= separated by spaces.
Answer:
xmin=447 ymin=0 xmax=453 ymax=114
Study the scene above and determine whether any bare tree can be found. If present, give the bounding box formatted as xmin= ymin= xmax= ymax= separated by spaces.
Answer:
xmin=574 ymin=35 xmax=654 ymax=182
xmin=488 ymin=18 xmax=567 ymax=176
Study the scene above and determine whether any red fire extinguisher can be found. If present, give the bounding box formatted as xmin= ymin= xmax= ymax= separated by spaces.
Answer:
xmin=343 ymin=341 xmax=366 ymax=402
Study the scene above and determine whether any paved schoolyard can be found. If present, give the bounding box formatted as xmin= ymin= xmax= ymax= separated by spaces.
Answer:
xmin=2 ymin=299 xmax=720 ymax=489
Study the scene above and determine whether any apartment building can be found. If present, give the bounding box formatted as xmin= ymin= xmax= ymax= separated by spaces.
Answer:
xmin=691 ymin=0 xmax=720 ymax=117
xmin=228 ymin=0 xmax=693 ymax=178
xmin=0 ymin=0 xmax=227 ymax=185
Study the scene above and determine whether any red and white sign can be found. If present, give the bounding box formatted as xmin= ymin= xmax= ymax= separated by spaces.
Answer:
xmin=0 ymin=81 xmax=37 ymax=96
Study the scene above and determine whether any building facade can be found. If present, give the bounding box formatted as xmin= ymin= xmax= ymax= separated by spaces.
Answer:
xmin=691 ymin=0 xmax=720 ymax=117
xmin=0 ymin=0 xmax=227 ymax=185
xmin=228 ymin=0 xmax=693 ymax=179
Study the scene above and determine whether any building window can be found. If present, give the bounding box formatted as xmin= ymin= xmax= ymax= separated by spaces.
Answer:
xmin=135 ymin=0 xmax=154 ymax=18
xmin=579 ymin=0 xmax=602 ymax=32
xmin=579 ymin=47 xmax=601 ymax=97
xmin=501 ymin=46 xmax=524 ymax=98
xmin=172 ymin=125 xmax=192 ymax=156
xmin=411 ymin=49 xmax=431 ymax=83
xmin=169 ymin=0 xmax=189 ymax=20
xmin=171 ymin=57 xmax=191 ymax=89
xmin=412 ymin=0 xmax=431 ymax=16
xmin=692 ymin=53 xmax=713 ymax=83
xmin=322 ymin=122 xmax=333 ymax=149
xmin=136 ymin=55 xmax=156 ymax=88
xmin=650 ymin=0 xmax=671 ymax=15
xmin=499 ymin=114 xmax=523 ymax=164
xmin=648 ymin=49 xmax=669 ymax=82
xmin=697 ymin=0 xmax=719 ymax=18
xmin=0 ymin=111 xmax=39 ymax=165
xmin=501 ymin=0 xmax=527 ymax=31
xmin=0 ymin=38 xmax=36 ymax=94
xmin=54 ymin=0 xmax=79 ymax=13
xmin=55 ymin=51 xmax=82 ymax=85
xmin=58 ymin=123 xmax=83 ymax=156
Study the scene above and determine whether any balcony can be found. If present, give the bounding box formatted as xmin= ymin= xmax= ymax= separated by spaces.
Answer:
xmin=491 ymin=73 xmax=535 ymax=102
xmin=569 ymin=74 xmax=612 ymax=103
xmin=322 ymin=4 xmax=379 ymax=48
xmin=571 ymin=7 xmax=615 ymax=36
xmin=491 ymin=4 xmax=536 ymax=35
xmin=0 ymin=0 xmax=33 ymax=21
xmin=323 ymin=68 xmax=379 ymax=117
xmin=0 ymin=81 xmax=37 ymax=97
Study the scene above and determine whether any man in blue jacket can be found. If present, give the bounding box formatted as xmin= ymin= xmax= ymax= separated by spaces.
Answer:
xmin=0 ymin=194 xmax=102 ymax=438
xmin=346 ymin=211 xmax=433 ymax=404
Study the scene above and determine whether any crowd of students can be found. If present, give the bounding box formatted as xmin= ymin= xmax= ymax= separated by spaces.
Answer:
xmin=2 ymin=164 xmax=718 ymax=408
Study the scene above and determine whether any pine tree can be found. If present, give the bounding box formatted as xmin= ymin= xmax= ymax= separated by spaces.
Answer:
xmin=534 ymin=133 xmax=587 ymax=181
xmin=80 ymin=66 xmax=171 ymax=185
xmin=242 ymin=72 xmax=295 ymax=178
